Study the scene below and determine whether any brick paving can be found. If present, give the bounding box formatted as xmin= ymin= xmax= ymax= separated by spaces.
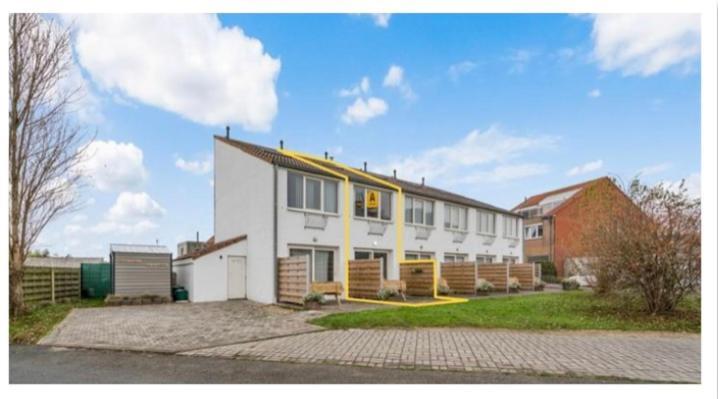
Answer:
xmin=182 ymin=328 xmax=700 ymax=383
xmin=39 ymin=301 xmax=324 ymax=352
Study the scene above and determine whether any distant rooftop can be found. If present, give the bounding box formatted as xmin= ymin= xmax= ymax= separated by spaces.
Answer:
xmin=110 ymin=244 xmax=171 ymax=254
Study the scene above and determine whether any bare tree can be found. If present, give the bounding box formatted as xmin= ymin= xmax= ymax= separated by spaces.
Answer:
xmin=9 ymin=14 xmax=87 ymax=317
xmin=584 ymin=178 xmax=701 ymax=314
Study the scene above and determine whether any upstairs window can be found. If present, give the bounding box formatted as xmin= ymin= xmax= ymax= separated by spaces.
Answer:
xmin=444 ymin=204 xmax=468 ymax=231
xmin=287 ymin=171 xmax=338 ymax=214
xmin=524 ymin=223 xmax=543 ymax=240
xmin=503 ymin=216 xmax=519 ymax=238
xmin=477 ymin=210 xmax=496 ymax=235
xmin=405 ymin=196 xmax=434 ymax=226
xmin=354 ymin=186 xmax=391 ymax=221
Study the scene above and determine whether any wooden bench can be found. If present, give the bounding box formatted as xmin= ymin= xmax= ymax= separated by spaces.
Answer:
xmin=382 ymin=280 xmax=407 ymax=301
xmin=310 ymin=281 xmax=343 ymax=305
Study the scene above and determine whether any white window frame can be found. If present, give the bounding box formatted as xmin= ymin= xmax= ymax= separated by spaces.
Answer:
xmin=503 ymin=255 xmax=519 ymax=265
xmin=444 ymin=203 xmax=468 ymax=232
xmin=287 ymin=171 xmax=340 ymax=215
xmin=288 ymin=245 xmax=337 ymax=282
xmin=354 ymin=185 xmax=392 ymax=222
xmin=476 ymin=254 xmax=496 ymax=264
xmin=405 ymin=195 xmax=435 ymax=227
xmin=476 ymin=210 xmax=496 ymax=236
xmin=503 ymin=215 xmax=519 ymax=238
xmin=524 ymin=223 xmax=543 ymax=240
xmin=404 ymin=251 xmax=434 ymax=260
xmin=444 ymin=253 xmax=468 ymax=263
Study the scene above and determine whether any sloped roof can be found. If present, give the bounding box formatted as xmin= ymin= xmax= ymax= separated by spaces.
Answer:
xmin=174 ymin=234 xmax=246 ymax=261
xmin=512 ymin=177 xmax=611 ymax=211
xmin=216 ymin=136 xmax=518 ymax=216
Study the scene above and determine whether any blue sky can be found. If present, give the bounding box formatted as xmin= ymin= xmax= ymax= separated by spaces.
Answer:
xmin=36 ymin=13 xmax=701 ymax=258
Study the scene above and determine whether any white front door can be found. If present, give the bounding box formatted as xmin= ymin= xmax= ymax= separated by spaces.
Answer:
xmin=227 ymin=256 xmax=247 ymax=299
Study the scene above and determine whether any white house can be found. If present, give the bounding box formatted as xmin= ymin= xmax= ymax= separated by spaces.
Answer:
xmin=174 ymin=135 xmax=523 ymax=304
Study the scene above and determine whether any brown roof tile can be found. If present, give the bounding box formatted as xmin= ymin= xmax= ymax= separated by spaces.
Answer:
xmin=174 ymin=234 xmax=246 ymax=261
xmin=512 ymin=176 xmax=612 ymax=211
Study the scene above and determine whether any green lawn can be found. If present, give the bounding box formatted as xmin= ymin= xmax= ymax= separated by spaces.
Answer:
xmin=312 ymin=291 xmax=700 ymax=333
xmin=10 ymin=298 xmax=105 ymax=344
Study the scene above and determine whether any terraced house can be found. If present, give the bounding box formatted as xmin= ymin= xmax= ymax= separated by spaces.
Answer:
xmin=175 ymin=134 xmax=523 ymax=304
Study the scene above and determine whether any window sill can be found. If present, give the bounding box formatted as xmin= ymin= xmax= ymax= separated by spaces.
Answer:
xmin=354 ymin=217 xmax=393 ymax=224
xmin=444 ymin=227 xmax=469 ymax=234
xmin=407 ymin=223 xmax=435 ymax=229
xmin=287 ymin=207 xmax=340 ymax=217
xmin=476 ymin=232 xmax=497 ymax=237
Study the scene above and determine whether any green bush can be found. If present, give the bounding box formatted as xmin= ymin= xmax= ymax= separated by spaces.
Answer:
xmin=377 ymin=288 xmax=398 ymax=300
xmin=476 ymin=280 xmax=494 ymax=293
xmin=304 ymin=291 xmax=326 ymax=304
xmin=540 ymin=260 xmax=557 ymax=277
xmin=542 ymin=275 xmax=561 ymax=284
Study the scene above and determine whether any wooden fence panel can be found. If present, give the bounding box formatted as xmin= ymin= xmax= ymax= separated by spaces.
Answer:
xmin=400 ymin=261 xmax=434 ymax=296
xmin=477 ymin=263 xmax=509 ymax=292
xmin=440 ymin=262 xmax=476 ymax=294
xmin=348 ymin=259 xmax=381 ymax=299
xmin=509 ymin=263 xmax=535 ymax=289
xmin=278 ymin=256 xmax=309 ymax=305
xmin=23 ymin=267 xmax=80 ymax=305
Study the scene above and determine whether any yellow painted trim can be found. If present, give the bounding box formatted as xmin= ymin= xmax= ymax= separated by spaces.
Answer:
xmin=278 ymin=150 xmax=465 ymax=307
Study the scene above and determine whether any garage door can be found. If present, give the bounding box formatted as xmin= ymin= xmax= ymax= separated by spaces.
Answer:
xmin=227 ymin=256 xmax=247 ymax=299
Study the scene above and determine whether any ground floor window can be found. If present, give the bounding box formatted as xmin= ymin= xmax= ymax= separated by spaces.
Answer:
xmin=404 ymin=251 xmax=434 ymax=260
xmin=355 ymin=249 xmax=389 ymax=279
xmin=289 ymin=247 xmax=335 ymax=282
xmin=503 ymin=255 xmax=519 ymax=265
xmin=476 ymin=255 xmax=496 ymax=264
xmin=444 ymin=253 xmax=468 ymax=263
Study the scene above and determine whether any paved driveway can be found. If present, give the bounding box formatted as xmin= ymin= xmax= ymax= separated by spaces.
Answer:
xmin=39 ymin=301 xmax=323 ymax=353
xmin=183 ymin=328 xmax=700 ymax=383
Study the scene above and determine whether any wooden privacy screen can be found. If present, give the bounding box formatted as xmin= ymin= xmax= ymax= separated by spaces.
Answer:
xmin=278 ymin=256 xmax=309 ymax=305
xmin=348 ymin=259 xmax=381 ymax=299
xmin=399 ymin=261 xmax=434 ymax=296
xmin=477 ymin=263 xmax=537 ymax=291
xmin=440 ymin=262 xmax=476 ymax=294
xmin=477 ymin=263 xmax=509 ymax=291
xmin=509 ymin=263 xmax=535 ymax=289
xmin=23 ymin=267 xmax=80 ymax=304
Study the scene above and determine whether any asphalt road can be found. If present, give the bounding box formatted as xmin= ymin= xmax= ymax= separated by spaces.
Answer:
xmin=10 ymin=345 xmax=642 ymax=384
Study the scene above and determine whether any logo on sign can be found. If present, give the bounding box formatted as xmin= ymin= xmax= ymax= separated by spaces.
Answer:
xmin=366 ymin=190 xmax=380 ymax=209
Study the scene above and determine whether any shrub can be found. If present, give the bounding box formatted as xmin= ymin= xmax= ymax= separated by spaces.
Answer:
xmin=508 ymin=280 xmax=521 ymax=291
xmin=542 ymin=275 xmax=561 ymax=284
xmin=476 ymin=279 xmax=494 ymax=293
xmin=377 ymin=288 xmax=398 ymax=300
xmin=534 ymin=280 xmax=546 ymax=291
xmin=304 ymin=291 xmax=326 ymax=304
xmin=562 ymin=279 xmax=581 ymax=291
xmin=539 ymin=260 xmax=557 ymax=278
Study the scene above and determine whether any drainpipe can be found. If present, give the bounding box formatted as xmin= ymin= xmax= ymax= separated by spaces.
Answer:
xmin=273 ymin=164 xmax=279 ymax=302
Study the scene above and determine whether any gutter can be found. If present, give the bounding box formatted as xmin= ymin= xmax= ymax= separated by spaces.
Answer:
xmin=273 ymin=164 xmax=279 ymax=303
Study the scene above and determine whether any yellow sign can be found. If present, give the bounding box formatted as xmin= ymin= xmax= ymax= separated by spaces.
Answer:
xmin=366 ymin=190 xmax=380 ymax=209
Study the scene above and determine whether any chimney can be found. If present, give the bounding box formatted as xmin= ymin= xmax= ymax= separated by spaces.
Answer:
xmin=421 ymin=177 xmax=425 ymax=186
xmin=363 ymin=161 xmax=367 ymax=172
xmin=330 ymin=156 xmax=334 ymax=161
xmin=324 ymin=151 xmax=328 ymax=160
xmin=280 ymin=140 xmax=284 ymax=149
xmin=393 ymin=169 xmax=397 ymax=179
xmin=225 ymin=126 xmax=230 ymax=139
xmin=196 ymin=231 xmax=199 ymax=243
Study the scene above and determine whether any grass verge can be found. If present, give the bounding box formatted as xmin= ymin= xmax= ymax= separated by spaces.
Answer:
xmin=312 ymin=291 xmax=700 ymax=333
xmin=10 ymin=298 xmax=105 ymax=344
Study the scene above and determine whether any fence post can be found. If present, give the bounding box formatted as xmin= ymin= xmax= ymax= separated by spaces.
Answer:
xmin=50 ymin=268 xmax=56 ymax=304
xmin=505 ymin=261 xmax=510 ymax=294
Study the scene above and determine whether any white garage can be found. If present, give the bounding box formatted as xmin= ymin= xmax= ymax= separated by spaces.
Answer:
xmin=173 ymin=235 xmax=248 ymax=302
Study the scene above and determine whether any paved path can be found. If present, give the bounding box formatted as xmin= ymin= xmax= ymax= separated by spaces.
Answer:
xmin=39 ymin=301 xmax=323 ymax=352
xmin=12 ymin=345 xmax=633 ymax=384
xmin=183 ymin=328 xmax=700 ymax=383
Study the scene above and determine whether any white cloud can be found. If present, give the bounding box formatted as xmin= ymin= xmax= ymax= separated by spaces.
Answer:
xmin=637 ymin=162 xmax=672 ymax=176
xmin=371 ymin=14 xmax=391 ymax=28
xmin=588 ymin=89 xmax=601 ymax=98
xmin=448 ymin=61 xmax=477 ymax=81
xmin=383 ymin=65 xmax=416 ymax=100
xmin=505 ymin=49 xmax=537 ymax=74
xmin=175 ymin=155 xmax=212 ymax=175
xmin=107 ymin=192 xmax=166 ymax=221
xmin=66 ymin=14 xmax=281 ymax=131
xmin=339 ymin=77 xmax=370 ymax=97
xmin=664 ymin=172 xmax=700 ymax=199
xmin=77 ymin=140 xmax=148 ymax=192
xmin=341 ymin=97 xmax=388 ymax=125
xmin=567 ymin=160 xmax=603 ymax=176
xmin=591 ymin=14 xmax=700 ymax=76
xmin=90 ymin=219 xmax=158 ymax=235
xmin=376 ymin=125 xmax=557 ymax=184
